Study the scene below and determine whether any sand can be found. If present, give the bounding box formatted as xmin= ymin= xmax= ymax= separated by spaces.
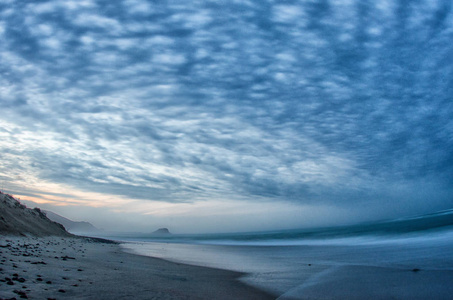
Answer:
xmin=0 ymin=236 xmax=275 ymax=300
xmin=278 ymin=265 xmax=453 ymax=300
xmin=0 ymin=193 xmax=70 ymax=237
xmin=3 ymin=235 xmax=452 ymax=300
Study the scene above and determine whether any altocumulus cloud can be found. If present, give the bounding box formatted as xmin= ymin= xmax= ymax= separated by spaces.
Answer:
xmin=1 ymin=0 xmax=453 ymax=231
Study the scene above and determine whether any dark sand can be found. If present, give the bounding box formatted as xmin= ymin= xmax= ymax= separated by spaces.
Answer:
xmin=0 ymin=236 xmax=275 ymax=300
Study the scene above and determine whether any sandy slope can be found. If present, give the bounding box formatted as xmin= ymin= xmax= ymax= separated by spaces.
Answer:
xmin=0 ymin=193 xmax=70 ymax=237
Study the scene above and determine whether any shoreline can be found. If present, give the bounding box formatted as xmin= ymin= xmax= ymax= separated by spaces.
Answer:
xmin=118 ymin=235 xmax=453 ymax=300
xmin=0 ymin=235 xmax=276 ymax=300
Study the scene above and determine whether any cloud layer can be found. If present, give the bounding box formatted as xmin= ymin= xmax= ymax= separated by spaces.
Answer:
xmin=1 ymin=0 xmax=452 ymax=231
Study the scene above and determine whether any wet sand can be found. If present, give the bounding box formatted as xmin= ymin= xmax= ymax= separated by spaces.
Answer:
xmin=279 ymin=264 xmax=453 ymax=300
xmin=121 ymin=237 xmax=453 ymax=300
xmin=0 ymin=236 xmax=275 ymax=300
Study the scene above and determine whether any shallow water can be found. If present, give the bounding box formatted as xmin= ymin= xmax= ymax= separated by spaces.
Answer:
xmin=104 ymin=211 xmax=453 ymax=297
xmin=116 ymin=228 xmax=453 ymax=297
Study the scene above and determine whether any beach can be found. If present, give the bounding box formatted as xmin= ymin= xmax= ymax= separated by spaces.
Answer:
xmin=2 ymin=235 xmax=453 ymax=300
xmin=0 ymin=236 xmax=274 ymax=300
xmin=119 ymin=228 xmax=453 ymax=300
xmin=2 ymin=190 xmax=453 ymax=299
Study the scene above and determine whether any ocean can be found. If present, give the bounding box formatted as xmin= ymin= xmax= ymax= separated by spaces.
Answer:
xmin=99 ymin=209 xmax=453 ymax=298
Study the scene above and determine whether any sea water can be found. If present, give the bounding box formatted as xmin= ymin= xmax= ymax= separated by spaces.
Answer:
xmin=102 ymin=210 xmax=453 ymax=298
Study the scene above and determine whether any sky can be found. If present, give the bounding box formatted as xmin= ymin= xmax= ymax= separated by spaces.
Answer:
xmin=1 ymin=0 xmax=452 ymax=233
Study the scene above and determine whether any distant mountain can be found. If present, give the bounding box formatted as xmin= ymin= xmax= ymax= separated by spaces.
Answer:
xmin=43 ymin=210 xmax=100 ymax=234
xmin=152 ymin=228 xmax=171 ymax=235
xmin=0 ymin=192 xmax=71 ymax=237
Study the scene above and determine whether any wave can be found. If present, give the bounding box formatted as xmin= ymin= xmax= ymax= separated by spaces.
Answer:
xmin=119 ymin=209 xmax=453 ymax=298
xmin=111 ymin=209 xmax=453 ymax=246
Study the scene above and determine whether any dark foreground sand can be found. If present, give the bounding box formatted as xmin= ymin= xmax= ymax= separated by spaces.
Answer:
xmin=0 ymin=236 xmax=275 ymax=300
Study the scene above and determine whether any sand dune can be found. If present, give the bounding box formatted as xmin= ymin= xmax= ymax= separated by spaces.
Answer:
xmin=0 ymin=192 xmax=71 ymax=237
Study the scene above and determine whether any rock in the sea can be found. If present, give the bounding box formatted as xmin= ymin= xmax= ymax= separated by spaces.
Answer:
xmin=152 ymin=228 xmax=171 ymax=235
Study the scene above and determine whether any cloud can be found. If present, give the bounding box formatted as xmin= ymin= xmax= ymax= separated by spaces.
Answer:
xmin=1 ymin=0 xmax=453 ymax=232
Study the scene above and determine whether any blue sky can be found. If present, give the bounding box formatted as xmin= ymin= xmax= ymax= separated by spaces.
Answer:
xmin=1 ymin=0 xmax=452 ymax=233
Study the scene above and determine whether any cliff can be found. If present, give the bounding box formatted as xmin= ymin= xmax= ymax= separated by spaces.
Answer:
xmin=43 ymin=210 xmax=100 ymax=234
xmin=0 ymin=192 xmax=71 ymax=237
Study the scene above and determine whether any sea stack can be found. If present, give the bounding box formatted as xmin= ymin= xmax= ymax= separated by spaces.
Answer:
xmin=152 ymin=228 xmax=171 ymax=235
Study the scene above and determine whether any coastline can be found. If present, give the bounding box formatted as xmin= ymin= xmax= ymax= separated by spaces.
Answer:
xmin=119 ymin=234 xmax=453 ymax=300
xmin=3 ymin=231 xmax=453 ymax=300
xmin=0 ymin=235 xmax=275 ymax=300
